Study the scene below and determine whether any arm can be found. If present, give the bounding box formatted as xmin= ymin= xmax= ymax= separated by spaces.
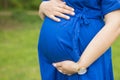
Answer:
xmin=77 ymin=10 xmax=120 ymax=68
xmin=53 ymin=10 xmax=120 ymax=75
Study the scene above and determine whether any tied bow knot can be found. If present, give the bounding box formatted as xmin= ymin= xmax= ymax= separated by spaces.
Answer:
xmin=76 ymin=7 xmax=89 ymax=25
xmin=72 ymin=7 xmax=90 ymax=61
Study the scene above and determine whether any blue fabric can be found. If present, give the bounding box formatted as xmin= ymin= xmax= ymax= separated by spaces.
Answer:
xmin=38 ymin=0 xmax=120 ymax=80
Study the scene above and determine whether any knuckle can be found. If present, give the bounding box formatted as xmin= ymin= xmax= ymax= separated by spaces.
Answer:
xmin=63 ymin=5 xmax=68 ymax=9
xmin=62 ymin=5 xmax=66 ymax=8
xmin=59 ymin=13 xmax=64 ymax=17
xmin=54 ymin=12 xmax=59 ymax=16
xmin=49 ymin=15 xmax=54 ymax=19
xmin=61 ymin=9 xmax=66 ymax=13
xmin=66 ymin=11 xmax=72 ymax=14
xmin=53 ymin=11 xmax=57 ymax=15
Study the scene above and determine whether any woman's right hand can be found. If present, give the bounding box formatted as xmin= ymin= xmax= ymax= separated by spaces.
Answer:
xmin=39 ymin=0 xmax=75 ymax=22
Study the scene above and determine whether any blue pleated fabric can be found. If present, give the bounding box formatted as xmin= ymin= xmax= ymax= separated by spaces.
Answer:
xmin=38 ymin=0 xmax=120 ymax=80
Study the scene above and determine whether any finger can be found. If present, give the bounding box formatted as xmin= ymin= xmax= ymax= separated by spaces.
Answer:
xmin=56 ymin=65 xmax=68 ymax=75
xmin=52 ymin=62 xmax=62 ymax=68
xmin=54 ymin=12 xmax=70 ymax=20
xmin=56 ymin=7 xmax=75 ymax=16
xmin=49 ymin=15 xmax=61 ymax=22
xmin=57 ymin=67 xmax=64 ymax=73
xmin=39 ymin=12 xmax=45 ymax=20
xmin=39 ymin=9 xmax=45 ymax=20
xmin=67 ymin=74 xmax=72 ymax=76
xmin=57 ymin=68 xmax=66 ymax=74
xmin=63 ymin=5 xmax=74 ymax=12
xmin=58 ymin=2 xmax=74 ymax=11
xmin=58 ymin=69 xmax=63 ymax=73
xmin=57 ymin=66 xmax=62 ymax=70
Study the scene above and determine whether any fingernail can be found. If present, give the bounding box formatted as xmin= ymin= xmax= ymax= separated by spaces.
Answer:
xmin=71 ymin=8 xmax=74 ymax=11
xmin=52 ymin=63 xmax=56 ymax=67
xmin=57 ymin=19 xmax=61 ymax=22
xmin=71 ymin=12 xmax=75 ymax=15
xmin=66 ymin=16 xmax=70 ymax=19
xmin=63 ymin=2 xmax=66 ymax=4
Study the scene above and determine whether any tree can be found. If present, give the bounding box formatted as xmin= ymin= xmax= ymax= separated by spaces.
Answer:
xmin=0 ymin=0 xmax=8 ymax=9
xmin=0 ymin=0 xmax=41 ymax=10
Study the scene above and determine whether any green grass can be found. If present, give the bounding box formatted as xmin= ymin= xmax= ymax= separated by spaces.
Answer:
xmin=0 ymin=12 xmax=42 ymax=80
xmin=112 ymin=37 xmax=120 ymax=80
xmin=0 ymin=11 xmax=120 ymax=80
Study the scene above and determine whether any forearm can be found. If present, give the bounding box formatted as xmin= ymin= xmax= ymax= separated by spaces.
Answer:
xmin=77 ymin=10 xmax=120 ymax=68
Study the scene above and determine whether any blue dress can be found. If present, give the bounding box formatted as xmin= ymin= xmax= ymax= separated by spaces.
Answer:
xmin=38 ymin=0 xmax=120 ymax=80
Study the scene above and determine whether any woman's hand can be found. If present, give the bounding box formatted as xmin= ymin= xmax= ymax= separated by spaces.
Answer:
xmin=39 ymin=0 xmax=75 ymax=22
xmin=52 ymin=60 xmax=78 ymax=75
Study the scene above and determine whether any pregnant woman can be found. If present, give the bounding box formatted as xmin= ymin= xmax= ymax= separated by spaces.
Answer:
xmin=38 ymin=0 xmax=120 ymax=80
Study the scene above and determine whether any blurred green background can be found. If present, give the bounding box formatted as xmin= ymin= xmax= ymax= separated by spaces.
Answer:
xmin=0 ymin=0 xmax=120 ymax=80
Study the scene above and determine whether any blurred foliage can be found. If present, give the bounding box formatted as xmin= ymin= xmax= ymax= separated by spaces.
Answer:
xmin=0 ymin=12 xmax=42 ymax=80
xmin=11 ymin=10 xmax=40 ymax=22
xmin=0 ymin=0 xmax=42 ymax=10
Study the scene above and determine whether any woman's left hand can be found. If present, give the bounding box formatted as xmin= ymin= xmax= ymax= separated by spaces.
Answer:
xmin=52 ymin=60 xmax=78 ymax=75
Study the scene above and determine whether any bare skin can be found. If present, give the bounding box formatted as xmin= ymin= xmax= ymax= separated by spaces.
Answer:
xmin=39 ymin=0 xmax=75 ymax=22
xmin=53 ymin=10 xmax=120 ymax=75
xmin=39 ymin=0 xmax=120 ymax=76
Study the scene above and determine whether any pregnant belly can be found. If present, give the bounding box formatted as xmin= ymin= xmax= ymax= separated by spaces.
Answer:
xmin=38 ymin=16 xmax=104 ymax=63
xmin=39 ymin=17 xmax=75 ymax=63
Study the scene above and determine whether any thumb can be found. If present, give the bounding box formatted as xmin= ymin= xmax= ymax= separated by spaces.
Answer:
xmin=52 ymin=62 xmax=62 ymax=68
